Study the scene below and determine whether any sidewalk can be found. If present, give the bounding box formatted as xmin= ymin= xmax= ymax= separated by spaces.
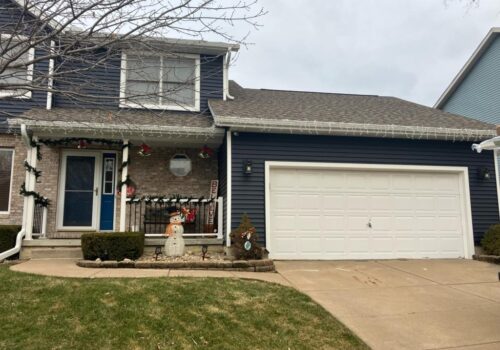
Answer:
xmin=9 ymin=258 xmax=290 ymax=285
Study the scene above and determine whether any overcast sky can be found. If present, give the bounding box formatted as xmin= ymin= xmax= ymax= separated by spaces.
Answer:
xmin=229 ymin=0 xmax=500 ymax=107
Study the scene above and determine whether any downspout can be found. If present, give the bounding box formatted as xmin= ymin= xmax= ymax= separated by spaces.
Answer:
xmin=46 ymin=40 xmax=55 ymax=110
xmin=224 ymin=48 xmax=235 ymax=100
xmin=0 ymin=124 xmax=31 ymax=260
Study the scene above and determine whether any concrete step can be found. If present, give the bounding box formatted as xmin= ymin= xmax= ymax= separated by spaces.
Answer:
xmin=21 ymin=247 xmax=83 ymax=260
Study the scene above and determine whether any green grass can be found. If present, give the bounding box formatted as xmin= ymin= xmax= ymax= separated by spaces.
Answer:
xmin=0 ymin=266 xmax=368 ymax=350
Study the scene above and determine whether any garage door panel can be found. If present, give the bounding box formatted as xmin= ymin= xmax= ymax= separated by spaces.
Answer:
xmin=321 ymin=215 xmax=346 ymax=230
xmin=271 ymin=193 xmax=297 ymax=210
xmin=297 ymin=216 xmax=321 ymax=230
xmin=323 ymin=195 xmax=346 ymax=209
xmin=269 ymin=166 xmax=468 ymax=260
xmin=347 ymin=215 xmax=371 ymax=230
xmin=436 ymin=196 xmax=460 ymax=211
xmin=299 ymin=194 xmax=322 ymax=210
xmin=272 ymin=215 xmax=296 ymax=231
xmin=346 ymin=173 xmax=368 ymax=189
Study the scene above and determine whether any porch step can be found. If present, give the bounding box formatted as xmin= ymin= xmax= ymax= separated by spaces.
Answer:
xmin=21 ymin=247 xmax=83 ymax=260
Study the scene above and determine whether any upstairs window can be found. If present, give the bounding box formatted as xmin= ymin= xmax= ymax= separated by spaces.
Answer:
xmin=0 ymin=35 xmax=34 ymax=99
xmin=0 ymin=149 xmax=14 ymax=213
xmin=120 ymin=53 xmax=200 ymax=111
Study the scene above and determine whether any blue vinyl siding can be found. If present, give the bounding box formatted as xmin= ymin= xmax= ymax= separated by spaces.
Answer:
xmin=231 ymin=132 xmax=499 ymax=246
xmin=53 ymin=50 xmax=121 ymax=109
xmin=0 ymin=0 xmax=48 ymax=122
xmin=200 ymin=55 xmax=223 ymax=113
xmin=441 ymin=36 xmax=500 ymax=124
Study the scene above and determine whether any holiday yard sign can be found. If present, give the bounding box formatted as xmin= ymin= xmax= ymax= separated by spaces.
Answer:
xmin=205 ymin=180 xmax=218 ymax=233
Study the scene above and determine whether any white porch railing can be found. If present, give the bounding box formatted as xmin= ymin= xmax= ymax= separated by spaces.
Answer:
xmin=125 ymin=196 xmax=223 ymax=239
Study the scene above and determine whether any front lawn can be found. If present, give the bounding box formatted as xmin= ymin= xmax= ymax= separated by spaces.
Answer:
xmin=0 ymin=266 xmax=368 ymax=350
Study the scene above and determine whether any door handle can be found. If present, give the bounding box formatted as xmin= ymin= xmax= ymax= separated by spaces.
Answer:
xmin=95 ymin=187 xmax=99 ymax=196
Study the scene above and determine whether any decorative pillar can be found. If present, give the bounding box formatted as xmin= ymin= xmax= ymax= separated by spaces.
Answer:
xmin=24 ymin=138 xmax=38 ymax=240
xmin=119 ymin=139 xmax=129 ymax=232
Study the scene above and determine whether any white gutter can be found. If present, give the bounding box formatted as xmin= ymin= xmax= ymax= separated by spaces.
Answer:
xmin=224 ymin=48 xmax=234 ymax=100
xmin=0 ymin=124 xmax=33 ymax=260
xmin=46 ymin=40 xmax=55 ymax=110
xmin=472 ymin=135 xmax=500 ymax=153
xmin=0 ymin=229 xmax=26 ymax=261
xmin=11 ymin=120 xmax=225 ymax=139
xmin=213 ymin=116 xmax=495 ymax=142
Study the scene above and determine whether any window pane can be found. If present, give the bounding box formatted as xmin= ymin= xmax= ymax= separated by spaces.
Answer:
xmin=65 ymin=156 xmax=95 ymax=191
xmin=127 ymin=56 xmax=160 ymax=81
xmin=163 ymin=82 xmax=195 ymax=106
xmin=163 ymin=58 xmax=196 ymax=83
xmin=126 ymin=80 xmax=159 ymax=104
xmin=0 ymin=67 xmax=27 ymax=84
xmin=0 ymin=42 xmax=30 ymax=65
xmin=0 ymin=150 xmax=13 ymax=211
xmin=63 ymin=192 xmax=94 ymax=226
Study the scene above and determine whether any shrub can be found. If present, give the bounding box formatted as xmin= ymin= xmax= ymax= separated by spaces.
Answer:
xmin=481 ymin=224 xmax=500 ymax=256
xmin=0 ymin=225 xmax=22 ymax=260
xmin=230 ymin=214 xmax=262 ymax=260
xmin=81 ymin=232 xmax=145 ymax=261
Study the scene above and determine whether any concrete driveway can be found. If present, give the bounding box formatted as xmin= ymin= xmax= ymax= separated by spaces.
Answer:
xmin=275 ymin=259 xmax=500 ymax=350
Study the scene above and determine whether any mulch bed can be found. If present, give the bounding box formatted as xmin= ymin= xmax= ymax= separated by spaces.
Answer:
xmin=77 ymin=258 xmax=275 ymax=272
xmin=473 ymin=254 xmax=500 ymax=265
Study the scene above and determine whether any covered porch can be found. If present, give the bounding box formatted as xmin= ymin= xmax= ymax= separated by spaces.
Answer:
xmin=10 ymin=108 xmax=227 ymax=248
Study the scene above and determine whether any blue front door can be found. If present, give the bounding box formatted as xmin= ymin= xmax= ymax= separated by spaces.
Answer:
xmin=99 ymin=153 xmax=116 ymax=231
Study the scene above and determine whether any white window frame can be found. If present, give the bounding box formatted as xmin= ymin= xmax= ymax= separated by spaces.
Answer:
xmin=102 ymin=156 xmax=116 ymax=195
xmin=0 ymin=148 xmax=15 ymax=214
xmin=119 ymin=52 xmax=201 ymax=111
xmin=57 ymin=151 xmax=102 ymax=231
xmin=0 ymin=34 xmax=34 ymax=99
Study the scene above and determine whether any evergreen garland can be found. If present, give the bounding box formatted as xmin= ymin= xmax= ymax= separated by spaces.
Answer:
xmin=126 ymin=195 xmax=215 ymax=204
xmin=38 ymin=137 xmax=124 ymax=147
xmin=24 ymin=161 xmax=42 ymax=179
xmin=19 ymin=182 xmax=50 ymax=207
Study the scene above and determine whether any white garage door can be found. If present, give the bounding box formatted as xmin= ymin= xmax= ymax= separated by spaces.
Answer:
xmin=268 ymin=164 xmax=472 ymax=260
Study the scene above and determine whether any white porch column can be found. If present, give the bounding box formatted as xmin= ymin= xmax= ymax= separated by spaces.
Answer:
xmin=21 ymin=147 xmax=31 ymax=234
xmin=119 ymin=139 xmax=129 ymax=232
xmin=24 ymin=137 xmax=38 ymax=240
xmin=217 ymin=196 xmax=224 ymax=240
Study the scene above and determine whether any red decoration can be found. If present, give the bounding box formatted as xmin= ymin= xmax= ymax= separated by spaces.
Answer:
xmin=77 ymin=139 xmax=88 ymax=149
xmin=198 ymin=145 xmax=214 ymax=159
xmin=181 ymin=206 xmax=197 ymax=223
xmin=126 ymin=185 xmax=136 ymax=197
xmin=138 ymin=143 xmax=152 ymax=156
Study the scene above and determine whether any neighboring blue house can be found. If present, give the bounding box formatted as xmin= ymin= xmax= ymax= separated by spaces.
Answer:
xmin=0 ymin=0 xmax=499 ymax=261
xmin=435 ymin=28 xmax=500 ymax=125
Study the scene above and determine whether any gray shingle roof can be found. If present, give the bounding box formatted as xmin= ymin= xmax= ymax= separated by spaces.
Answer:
xmin=16 ymin=108 xmax=215 ymax=128
xmin=209 ymin=81 xmax=495 ymax=141
xmin=8 ymin=108 xmax=223 ymax=140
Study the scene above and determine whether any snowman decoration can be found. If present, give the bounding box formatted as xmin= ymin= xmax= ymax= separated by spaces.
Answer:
xmin=164 ymin=207 xmax=185 ymax=257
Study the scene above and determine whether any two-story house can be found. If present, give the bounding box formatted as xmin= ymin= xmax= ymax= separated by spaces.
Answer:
xmin=1 ymin=0 xmax=499 ymax=261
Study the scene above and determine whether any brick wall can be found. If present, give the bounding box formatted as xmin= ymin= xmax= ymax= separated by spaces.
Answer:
xmin=128 ymin=146 xmax=218 ymax=198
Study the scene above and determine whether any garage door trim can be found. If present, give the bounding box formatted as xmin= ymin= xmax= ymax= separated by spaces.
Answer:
xmin=264 ymin=161 xmax=475 ymax=259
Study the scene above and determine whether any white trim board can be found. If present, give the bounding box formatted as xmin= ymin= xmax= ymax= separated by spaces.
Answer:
xmin=226 ymin=130 xmax=232 ymax=247
xmin=494 ymin=150 xmax=500 ymax=218
xmin=0 ymin=148 xmax=15 ymax=214
xmin=264 ymin=161 xmax=475 ymax=260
